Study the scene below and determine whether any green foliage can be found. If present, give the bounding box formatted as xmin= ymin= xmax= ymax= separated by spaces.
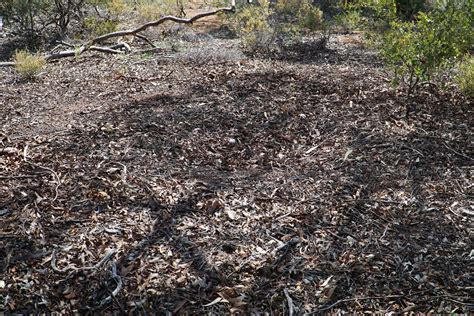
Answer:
xmin=0 ymin=0 xmax=101 ymax=46
xmin=136 ymin=0 xmax=187 ymax=20
xmin=341 ymin=0 xmax=396 ymax=32
xmin=456 ymin=57 xmax=474 ymax=98
xmin=0 ymin=0 xmax=51 ymax=40
xmin=274 ymin=0 xmax=323 ymax=31
xmin=297 ymin=0 xmax=324 ymax=32
xmin=0 ymin=0 xmax=133 ymax=47
xmin=106 ymin=0 xmax=129 ymax=15
xmin=84 ymin=17 xmax=119 ymax=36
xmin=394 ymin=0 xmax=427 ymax=20
xmin=334 ymin=9 xmax=365 ymax=32
xmin=14 ymin=50 xmax=46 ymax=79
xmin=381 ymin=0 xmax=473 ymax=92
xmin=230 ymin=0 xmax=324 ymax=52
xmin=230 ymin=1 xmax=273 ymax=52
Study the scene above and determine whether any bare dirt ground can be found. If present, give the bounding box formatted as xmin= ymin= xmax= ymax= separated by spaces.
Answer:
xmin=0 ymin=27 xmax=472 ymax=314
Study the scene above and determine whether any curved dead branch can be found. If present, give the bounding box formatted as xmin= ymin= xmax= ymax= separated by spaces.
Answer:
xmin=91 ymin=7 xmax=234 ymax=44
xmin=0 ymin=7 xmax=234 ymax=67
xmin=99 ymin=262 xmax=123 ymax=307
xmin=51 ymin=248 xmax=117 ymax=274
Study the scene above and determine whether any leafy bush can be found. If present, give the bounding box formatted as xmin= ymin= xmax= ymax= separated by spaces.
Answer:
xmin=0 ymin=0 xmax=116 ymax=46
xmin=340 ymin=0 xmax=396 ymax=33
xmin=230 ymin=1 xmax=273 ymax=52
xmin=0 ymin=0 xmax=51 ymax=44
xmin=0 ymin=0 xmax=133 ymax=47
xmin=84 ymin=17 xmax=119 ymax=36
xmin=381 ymin=0 xmax=473 ymax=94
xmin=456 ymin=57 xmax=474 ymax=98
xmin=136 ymin=0 xmax=187 ymax=20
xmin=394 ymin=0 xmax=427 ymax=20
xmin=106 ymin=0 xmax=129 ymax=15
xmin=14 ymin=50 xmax=46 ymax=79
xmin=230 ymin=0 xmax=324 ymax=53
xmin=297 ymin=0 xmax=324 ymax=32
xmin=334 ymin=9 xmax=365 ymax=32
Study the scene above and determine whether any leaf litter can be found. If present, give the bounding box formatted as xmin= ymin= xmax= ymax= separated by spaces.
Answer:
xmin=0 ymin=33 xmax=472 ymax=314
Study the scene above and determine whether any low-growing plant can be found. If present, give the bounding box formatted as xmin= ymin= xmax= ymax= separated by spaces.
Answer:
xmin=1 ymin=0 xmax=102 ymax=45
xmin=106 ymin=0 xmax=129 ymax=15
xmin=297 ymin=0 xmax=324 ymax=32
xmin=14 ymin=50 xmax=46 ymax=79
xmin=137 ymin=1 xmax=164 ymax=20
xmin=334 ymin=9 xmax=365 ymax=32
xmin=136 ymin=0 xmax=187 ymax=20
xmin=230 ymin=0 xmax=324 ymax=53
xmin=456 ymin=57 xmax=474 ymax=98
xmin=342 ymin=0 xmax=396 ymax=33
xmin=273 ymin=0 xmax=323 ymax=30
xmin=381 ymin=0 xmax=473 ymax=115
xmin=230 ymin=1 xmax=273 ymax=52
xmin=84 ymin=16 xmax=119 ymax=36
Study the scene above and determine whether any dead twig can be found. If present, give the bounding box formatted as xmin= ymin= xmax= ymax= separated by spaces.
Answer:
xmin=135 ymin=33 xmax=157 ymax=48
xmin=305 ymin=295 xmax=405 ymax=314
xmin=443 ymin=142 xmax=473 ymax=161
xmin=0 ymin=173 xmax=49 ymax=180
xmin=51 ymin=248 xmax=116 ymax=274
xmin=0 ymin=61 xmax=16 ymax=67
xmin=284 ymin=288 xmax=295 ymax=316
xmin=99 ymin=262 xmax=123 ymax=307
xmin=23 ymin=161 xmax=61 ymax=201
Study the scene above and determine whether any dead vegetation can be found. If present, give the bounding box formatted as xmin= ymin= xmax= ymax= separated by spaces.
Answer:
xmin=0 ymin=30 xmax=472 ymax=314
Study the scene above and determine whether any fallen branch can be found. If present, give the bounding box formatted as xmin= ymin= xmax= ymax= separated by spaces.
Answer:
xmin=91 ymin=7 xmax=235 ymax=45
xmin=0 ymin=7 xmax=234 ymax=67
xmin=135 ymin=33 xmax=156 ymax=48
xmin=99 ymin=262 xmax=123 ymax=306
xmin=51 ymin=248 xmax=116 ymax=274
xmin=284 ymin=288 xmax=295 ymax=316
xmin=0 ymin=62 xmax=15 ymax=67
xmin=45 ymin=44 xmax=127 ymax=60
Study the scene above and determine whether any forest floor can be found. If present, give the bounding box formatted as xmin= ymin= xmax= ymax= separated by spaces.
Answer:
xmin=0 ymin=23 xmax=473 ymax=314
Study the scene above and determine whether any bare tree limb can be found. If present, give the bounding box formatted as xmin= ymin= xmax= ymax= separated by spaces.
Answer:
xmin=99 ymin=262 xmax=123 ymax=307
xmin=0 ymin=7 xmax=234 ymax=67
xmin=134 ymin=33 xmax=157 ymax=48
xmin=0 ymin=62 xmax=16 ymax=67
xmin=90 ymin=6 xmax=235 ymax=44
xmin=0 ymin=7 xmax=233 ymax=68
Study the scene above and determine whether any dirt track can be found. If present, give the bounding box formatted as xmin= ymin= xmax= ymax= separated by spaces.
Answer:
xmin=0 ymin=32 xmax=472 ymax=313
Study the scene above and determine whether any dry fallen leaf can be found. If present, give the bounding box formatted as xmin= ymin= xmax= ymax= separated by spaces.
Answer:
xmin=343 ymin=148 xmax=353 ymax=161
xmin=226 ymin=208 xmax=237 ymax=220
xmin=203 ymin=297 xmax=229 ymax=307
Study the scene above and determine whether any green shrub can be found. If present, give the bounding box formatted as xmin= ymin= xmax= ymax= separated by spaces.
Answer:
xmin=0 ymin=0 xmax=100 ymax=42
xmin=395 ymin=0 xmax=427 ymax=20
xmin=136 ymin=0 xmax=187 ymax=20
xmin=297 ymin=0 xmax=324 ymax=32
xmin=230 ymin=0 xmax=324 ymax=53
xmin=14 ymin=50 xmax=46 ymax=79
xmin=342 ymin=0 xmax=397 ymax=33
xmin=381 ymin=0 xmax=473 ymax=94
xmin=106 ymin=0 xmax=129 ymax=15
xmin=84 ymin=17 xmax=119 ymax=36
xmin=0 ymin=0 xmax=51 ymax=44
xmin=0 ymin=0 xmax=133 ymax=47
xmin=456 ymin=57 xmax=474 ymax=98
xmin=334 ymin=9 xmax=365 ymax=32
xmin=230 ymin=1 xmax=273 ymax=52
